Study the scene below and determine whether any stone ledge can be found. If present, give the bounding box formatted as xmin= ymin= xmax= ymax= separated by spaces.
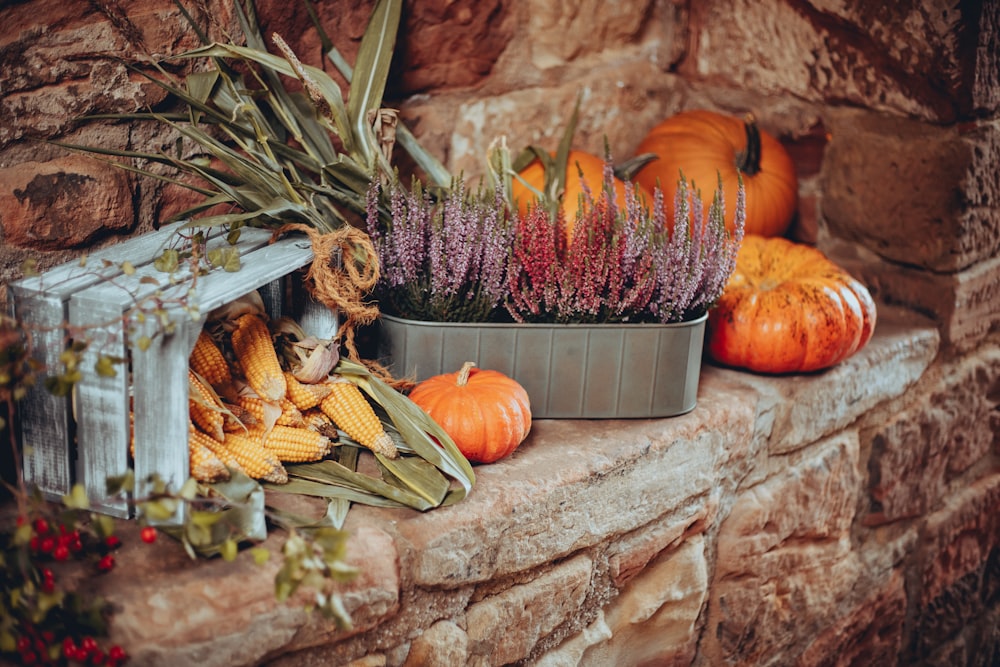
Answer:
xmin=74 ymin=313 xmax=940 ymax=666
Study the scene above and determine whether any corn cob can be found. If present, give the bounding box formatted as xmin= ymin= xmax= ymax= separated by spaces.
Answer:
xmin=189 ymin=370 xmax=225 ymax=442
xmin=190 ymin=329 xmax=233 ymax=390
xmin=220 ymin=432 xmax=288 ymax=484
xmin=188 ymin=426 xmax=232 ymax=483
xmin=193 ymin=425 xmax=246 ymax=476
xmin=253 ymin=424 xmax=332 ymax=462
xmin=231 ymin=313 xmax=286 ymax=401
xmin=237 ymin=394 xmax=304 ymax=429
xmin=284 ymin=371 xmax=332 ymax=410
xmin=320 ymin=380 xmax=398 ymax=458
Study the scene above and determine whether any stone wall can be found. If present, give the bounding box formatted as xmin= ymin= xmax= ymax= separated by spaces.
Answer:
xmin=2 ymin=1 xmax=999 ymax=665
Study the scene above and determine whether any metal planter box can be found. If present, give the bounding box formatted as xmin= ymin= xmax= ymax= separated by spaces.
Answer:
xmin=377 ymin=313 xmax=707 ymax=419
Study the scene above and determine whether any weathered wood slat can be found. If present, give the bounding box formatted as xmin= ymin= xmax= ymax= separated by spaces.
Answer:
xmin=8 ymin=222 xmax=227 ymax=500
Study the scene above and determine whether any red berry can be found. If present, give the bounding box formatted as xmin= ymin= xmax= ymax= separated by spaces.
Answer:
xmin=33 ymin=518 xmax=49 ymax=535
xmin=80 ymin=636 xmax=98 ymax=654
xmin=29 ymin=535 xmax=40 ymax=551
xmin=20 ymin=650 xmax=37 ymax=665
xmin=104 ymin=535 xmax=121 ymax=550
xmin=39 ymin=536 xmax=55 ymax=553
xmin=71 ymin=538 xmax=84 ymax=552
xmin=107 ymin=645 xmax=127 ymax=661
xmin=54 ymin=544 xmax=70 ymax=561
xmin=17 ymin=635 xmax=32 ymax=652
xmin=63 ymin=636 xmax=77 ymax=655
xmin=89 ymin=648 xmax=105 ymax=665
xmin=98 ymin=554 xmax=115 ymax=572
xmin=140 ymin=526 xmax=157 ymax=544
xmin=16 ymin=515 xmax=27 ymax=526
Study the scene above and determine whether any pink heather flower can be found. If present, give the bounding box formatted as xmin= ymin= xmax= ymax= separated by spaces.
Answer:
xmin=366 ymin=178 xmax=516 ymax=322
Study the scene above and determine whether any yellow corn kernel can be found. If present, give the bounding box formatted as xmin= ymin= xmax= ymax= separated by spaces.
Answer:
xmin=320 ymin=380 xmax=398 ymax=459
xmin=221 ymin=432 xmax=288 ymax=484
xmin=254 ymin=424 xmax=332 ymax=463
xmin=284 ymin=371 xmax=332 ymax=411
xmin=188 ymin=427 xmax=231 ymax=483
xmin=190 ymin=329 xmax=233 ymax=390
xmin=189 ymin=370 xmax=225 ymax=442
xmin=231 ymin=313 xmax=286 ymax=401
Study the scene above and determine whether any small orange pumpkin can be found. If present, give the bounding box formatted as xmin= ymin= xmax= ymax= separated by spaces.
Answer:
xmin=511 ymin=150 xmax=651 ymax=240
xmin=706 ymin=235 xmax=877 ymax=374
xmin=408 ymin=362 xmax=532 ymax=464
xmin=633 ymin=110 xmax=798 ymax=237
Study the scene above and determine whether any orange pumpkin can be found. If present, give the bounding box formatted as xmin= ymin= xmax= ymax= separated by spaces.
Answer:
xmin=633 ymin=110 xmax=798 ymax=237
xmin=706 ymin=235 xmax=877 ymax=374
xmin=408 ymin=362 xmax=532 ymax=464
xmin=511 ymin=150 xmax=651 ymax=240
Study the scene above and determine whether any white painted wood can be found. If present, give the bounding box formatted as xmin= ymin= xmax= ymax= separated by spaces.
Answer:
xmin=14 ymin=223 xmax=321 ymax=522
xmin=9 ymin=221 xmax=222 ymax=500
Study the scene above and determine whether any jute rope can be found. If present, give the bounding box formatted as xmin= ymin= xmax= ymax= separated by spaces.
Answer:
xmin=274 ymin=223 xmax=409 ymax=388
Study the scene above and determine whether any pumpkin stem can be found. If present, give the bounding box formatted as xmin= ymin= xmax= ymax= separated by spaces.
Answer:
xmin=457 ymin=361 xmax=476 ymax=386
xmin=735 ymin=113 xmax=762 ymax=177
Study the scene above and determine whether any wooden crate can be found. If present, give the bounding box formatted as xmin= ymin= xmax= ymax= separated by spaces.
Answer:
xmin=8 ymin=223 xmax=334 ymax=520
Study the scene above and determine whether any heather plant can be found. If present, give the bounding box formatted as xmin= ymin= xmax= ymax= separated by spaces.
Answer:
xmin=506 ymin=164 xmax=745 ymax=324
xmin=366 ymin=179 xmax=516 ymax=322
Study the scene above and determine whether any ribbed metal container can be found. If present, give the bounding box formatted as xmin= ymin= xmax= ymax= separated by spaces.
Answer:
xmin=378 ymin=313 xmax=706 ymax=419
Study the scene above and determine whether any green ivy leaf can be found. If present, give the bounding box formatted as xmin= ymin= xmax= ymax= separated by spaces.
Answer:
xmin=154 ymin=248 xmax=180 ymax=273
xmin=63 ymin=484 xmax=90 ymax=510
xmin=141 ymin=498 xmax=179 ymax=521
xmin=250 ymin=547 xmax=270 ymax=565
xmin=94 ymin=355 xmax=118 ymax=378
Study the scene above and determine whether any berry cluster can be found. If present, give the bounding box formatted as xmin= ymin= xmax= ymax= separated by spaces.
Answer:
xmin=13 ymin=623 xmax=127 ymax=666
xmin=1 ymin=509 xmax=149 ymax=666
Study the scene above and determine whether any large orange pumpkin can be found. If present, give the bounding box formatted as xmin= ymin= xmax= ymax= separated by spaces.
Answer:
xmin=706 ymin=235 xmax=877 ymax=374
xmin=511 ymin=150 xmax=651 ymax=240
xmin=408 ymin=362 xmax=532 ymax=464
xmin=633 ymin=110 xmax=798 ymax=237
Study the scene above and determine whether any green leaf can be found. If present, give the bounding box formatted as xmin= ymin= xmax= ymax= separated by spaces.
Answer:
xmin=153 ymin=248 xmax=180 ymax=273
xmin=94 ymin=355 xmax=118 ymax=378
xmin=63 ymin=483 xmax=90 ymax=510
xmin=251 ymin=547 xmax=270 ymax=565
xmin=346 ymin=0 xmax=402 ymax=168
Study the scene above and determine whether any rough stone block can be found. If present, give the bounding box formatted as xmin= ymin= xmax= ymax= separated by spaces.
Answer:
xmin=0 ymin=0 xmax=232 ymax=147
xmin=464 ymin=554 xmax=592 ymax=666
xmin=579 ymin=536 xmax=707 ymax=667
xmin=796 ymin=569 xmax=907 ymax=667
xmin=689 ymin=0 xmax=998 ymax=122
xmin=0 ymin=156 xmax=134 ymax=250
xmin=703 ymin=432 xmax=863 ymax=665
xmin=866 ymin=347 xmax=1000 ymax=526
xmin=821 ymin=109 xmax=1000 ymax=273
xmin=402 ymin=620 xmax=469 ymax=667
xmin=911 ymin=473 xmax=1000 ymax=660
